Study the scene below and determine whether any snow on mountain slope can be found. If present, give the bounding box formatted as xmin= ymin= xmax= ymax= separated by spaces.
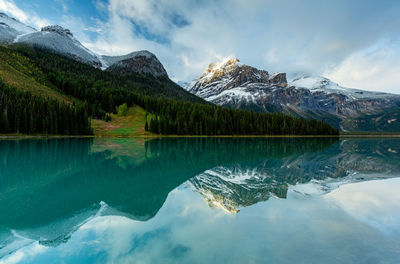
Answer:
xmin=16 ymin=25 xmax=102 ymax=68
xmin=0 ymin=13 xmax=101 ymax=66
xmin=188 ymin=58 xmax=394 ymax=105
xmin=188 ymin=58 xmax=286 ymax=102
xmin=187 ymin=58 xmax=400 ymax=131
xmin=0 ymin=12 xmax=36 ymax=43
xmin=291 ymin=75 xmax=392 ymax=100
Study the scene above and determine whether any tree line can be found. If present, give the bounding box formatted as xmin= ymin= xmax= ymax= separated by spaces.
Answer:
xmin=144 ymin=98 xmax=338 ymax=135
xmin=0 ymin=78 xmax=92 ymax=135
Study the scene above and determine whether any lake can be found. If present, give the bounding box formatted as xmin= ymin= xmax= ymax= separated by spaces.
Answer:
xmin=0 ymin=138 xmax=400 ymax=263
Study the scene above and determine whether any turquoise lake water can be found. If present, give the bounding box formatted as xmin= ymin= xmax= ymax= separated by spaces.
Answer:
xmin=0 ymin=138 xmax=399 ymax=263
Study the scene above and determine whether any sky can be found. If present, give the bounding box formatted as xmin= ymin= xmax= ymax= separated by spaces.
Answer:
xmin=1 ymin=0 xmax=400 ymax=94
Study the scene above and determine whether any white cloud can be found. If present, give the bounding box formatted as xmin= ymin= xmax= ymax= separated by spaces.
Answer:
xmin=325 ymin=39 xmax=400 ymax=94
xmin=0 ymin=0 xmax=28 ymax=21
xmin=80 ymin=0 xmax=400 ymax=93
xmin=2 ymin=0 xmax=400 ymax=93
xmin=327 ymin=178 xmax=400 ymax=233
xmin=0 ymin=0 xmax=50 ymax=29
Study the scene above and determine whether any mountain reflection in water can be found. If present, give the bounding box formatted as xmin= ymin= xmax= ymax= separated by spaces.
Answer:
xmin=0 ymin=137 xmax=399 ymax=260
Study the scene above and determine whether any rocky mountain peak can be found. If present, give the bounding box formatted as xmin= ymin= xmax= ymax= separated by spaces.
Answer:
xmin=16 ymin=24 xmax=102 ymax=68
xmin=206 ymin=58 xmax=239 ymax=72
xmin=187 ymin=59 xmax=400 ymax=132
xmin=41 ymin=25 xmax=73 ymax=38
xmin=188 ymin=58 xmax=288 ymax=96
xmin=269 ymin=72 xmax=287 ymax=87
xmin=105 ymin=50 xmax=168 ymax=78
xmin=202 ymin=58 xmax=240 ymax=81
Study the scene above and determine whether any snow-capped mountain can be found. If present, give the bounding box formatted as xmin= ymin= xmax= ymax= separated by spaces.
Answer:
xmin=187 ymin=58 xmax=400 ymax=131
xmin=14 ymin=24 xmax=168 ymax=76
xmin=17 ymin=25 xmax=103 ymax=68
xmin=0 ymin=12 xmax=36 ymax=44
xmin=0 ymin=13 xmax=168 ymax=77
xmin=188 ymin=58 xmax=287 ymax=102
xmin=290 ymin=75 xmax=393 ymax=101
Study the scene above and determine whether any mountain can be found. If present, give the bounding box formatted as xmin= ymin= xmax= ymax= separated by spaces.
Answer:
xmin=290 ymin=75 xmax=393 ymax=101
xmin=16 ymin=25 xmax=102 ymax=68
xmin=102 ymin=51 xmax=168 ymax=77
xmin=0 ymin=13 xmax=338 ymax=136
xmin=187 ymin=58 xmax=400 ymax=131
xmin=0 ymin=12 xmax=36 ymax=44
xmin=14 ymin=24 xmax=169 ymax=77
xmin=0 ymin=13 xmax=199 ymax=98
xmin=0 ymin=13 xmax=168 ymax=77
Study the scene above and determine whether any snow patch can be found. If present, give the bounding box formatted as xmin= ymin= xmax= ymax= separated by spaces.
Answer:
xmin=0 ymin=13 xmax=36 ymax=35
xmin=0 ymin=12 xmax=36 ymax=43
xmin=290 ymin=75 xmax=393 ymax=100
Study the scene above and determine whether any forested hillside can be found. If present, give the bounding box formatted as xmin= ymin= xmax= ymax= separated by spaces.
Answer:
xmin=0 ymin=45 xmax=339 ymax=136
xmin=0 ymin=78 xmax=92 ymax=134
xmin=144 ymin=98 xmax=337 ymax=135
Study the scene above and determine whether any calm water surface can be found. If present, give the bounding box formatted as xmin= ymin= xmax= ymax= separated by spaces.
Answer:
xmin=0 ymin=138 xmax=400 ymax=263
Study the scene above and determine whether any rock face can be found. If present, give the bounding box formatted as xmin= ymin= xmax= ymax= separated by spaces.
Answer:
xmin=269 ymin=72 xmax=287 ymax=87
xmin=41 ymin=25 xmax=73 ymax=37
xmin=0 ymin=12 xmax=36 ymax=43
xmin=189 ymin=59 xmax=270 ymax=95
xmin=187 ymin=58 xmax=400 ymax=131
xmin=104 ymin=51 xmax=168 ymax=77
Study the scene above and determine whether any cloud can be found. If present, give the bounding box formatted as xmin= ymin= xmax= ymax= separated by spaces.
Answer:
xmin=0 ymin=0 xmax=28 ymax=21
xmin=325 ymin=39 xmax=400 ymax=94
xmin=2 ymin=0 xmax=400 ymax=93
xmin=0 ymin=0 xmax=50 ymax=29
xmin=327 ymin=178 xmax=400 ymax=233
xmin=80 ymin=0 xmax=400 ymax=92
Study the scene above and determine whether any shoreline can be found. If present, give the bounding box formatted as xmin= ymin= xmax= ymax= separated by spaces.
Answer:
xmin=1 ymin=134 xmax=400 ymax=139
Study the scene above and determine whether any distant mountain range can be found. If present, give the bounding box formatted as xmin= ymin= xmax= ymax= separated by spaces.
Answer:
xmin=0 ymin=12 xmax=399 ymax=132
xmin=185 ymin=58 xmax=400 ymax=131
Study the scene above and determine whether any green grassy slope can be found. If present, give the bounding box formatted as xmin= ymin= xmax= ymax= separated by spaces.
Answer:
xmin=0 ymin=46 xmax=73 ymax=104
xmin=92 ymin=106 xmax=151 ymax=137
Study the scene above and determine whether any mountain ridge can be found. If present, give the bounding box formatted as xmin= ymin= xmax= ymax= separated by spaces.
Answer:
xmin=187 ymin=58 xmax=400 ymax=131
xmin=0 ymin=13 xmax=168 ymax=78
xmin=0 ymin=12 xmax=36 ymax=43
